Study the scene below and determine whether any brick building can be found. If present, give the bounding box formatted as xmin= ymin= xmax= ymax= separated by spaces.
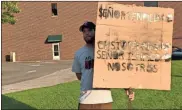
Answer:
xmin=2 ymin=1 xmax=182 ymax=62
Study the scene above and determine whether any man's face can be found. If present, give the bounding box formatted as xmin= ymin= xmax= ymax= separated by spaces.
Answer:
xmin=82 ymin=28 xmax=95 ymax=44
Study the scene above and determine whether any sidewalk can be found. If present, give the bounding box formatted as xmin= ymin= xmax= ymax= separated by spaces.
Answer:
xmin=2 ymin=68 xmax=77 ymax=94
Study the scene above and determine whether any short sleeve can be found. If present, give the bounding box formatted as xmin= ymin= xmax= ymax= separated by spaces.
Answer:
xmin=72 ymin=54 xmax=81 ymax=73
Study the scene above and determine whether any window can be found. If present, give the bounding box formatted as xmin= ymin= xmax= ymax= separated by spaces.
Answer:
xmin=51 ymin=3 xmax=58 ymax=16
xmin=144 ymin=1 xmax=158 ymax=7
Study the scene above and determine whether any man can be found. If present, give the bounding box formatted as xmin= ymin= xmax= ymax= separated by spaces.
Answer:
xmin=72 ymin=21 xmax=134 ymax=110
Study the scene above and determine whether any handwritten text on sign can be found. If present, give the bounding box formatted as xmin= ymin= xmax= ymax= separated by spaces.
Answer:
xmin=93 ymin=2 xmax=174 ymax=90
xmin=95 ymin=29 xmax=171 ymax=73
xmin=99 ymin=4 xmax=173 ymax=22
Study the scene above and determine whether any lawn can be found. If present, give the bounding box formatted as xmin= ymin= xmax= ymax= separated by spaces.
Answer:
xmin=2 ymin=61 xmax=182 ymax=109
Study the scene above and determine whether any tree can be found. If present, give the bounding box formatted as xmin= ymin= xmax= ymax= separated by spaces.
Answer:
xmin=2 ymin=1 xmax=21 ymax=25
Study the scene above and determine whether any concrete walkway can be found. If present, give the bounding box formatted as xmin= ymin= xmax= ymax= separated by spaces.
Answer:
xmin=2 ymin=68 xmax=77 ymax=94
xmin=2 ymin=60 xmax=74 ymax=86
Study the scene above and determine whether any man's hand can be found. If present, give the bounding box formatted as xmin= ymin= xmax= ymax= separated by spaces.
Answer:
xmin=125 ymin=88 xmax=135 ymax=101
xmin=76 ymin=73 xmax=81 ymax=81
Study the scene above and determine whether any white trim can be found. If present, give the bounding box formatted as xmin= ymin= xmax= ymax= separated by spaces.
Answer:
xmin=52 ymin=43 xmax=60 ymax=60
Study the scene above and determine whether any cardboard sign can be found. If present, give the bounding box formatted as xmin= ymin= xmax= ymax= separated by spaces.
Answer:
xmin=93 ymin=2 xmax=174 ymax=90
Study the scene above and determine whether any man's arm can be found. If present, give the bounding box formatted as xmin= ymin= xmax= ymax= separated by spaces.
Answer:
xmin=76 ymin=73 xmax=82 ymax=81
xmin=72 ymin=53 xmax=81 ymax=80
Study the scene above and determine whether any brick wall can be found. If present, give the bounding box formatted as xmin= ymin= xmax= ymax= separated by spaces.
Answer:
xmin=2 ymin=2 xmax=98 ymax=61
xmin=159 ymin=2 xmax=182 ymax=48
xmin=2 ymin=2 xmax=182 ymax=62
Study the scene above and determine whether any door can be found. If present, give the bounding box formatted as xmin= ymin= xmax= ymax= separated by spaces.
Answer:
xmin=52 ymin=43 xmax=60 ymax=60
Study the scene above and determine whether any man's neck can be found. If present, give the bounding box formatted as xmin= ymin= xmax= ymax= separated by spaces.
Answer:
xmin=86 ymin=43 xmax=94 ymax=48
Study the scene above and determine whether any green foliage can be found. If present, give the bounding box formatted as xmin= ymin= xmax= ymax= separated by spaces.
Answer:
xmin=2 ymin=1 xmax=20 ymax=24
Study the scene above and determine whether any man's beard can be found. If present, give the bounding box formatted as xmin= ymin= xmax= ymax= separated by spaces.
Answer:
xmin=84 ymin=37 xmax=95 ymax=44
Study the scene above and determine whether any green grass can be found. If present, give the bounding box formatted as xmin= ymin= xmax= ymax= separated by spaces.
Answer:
xmin=2 ymin=61 xmax=182 ymax=109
